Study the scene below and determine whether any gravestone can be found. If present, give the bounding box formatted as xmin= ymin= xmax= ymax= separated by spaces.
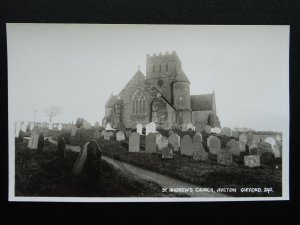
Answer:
xmin=116 ymin=131 xmax=125 ymax=141
xmin=217 ymin=150 xmax=233 ymax=166
xmin=146 ymin=122 xmax=156 ymax=135
xmin=244 ymin=155 xmax=260 ymax=168
xmin=247 ymin=132 xmax=254 ymax=145
xmin=249 ymin=135 xmax=261 ymax=149
xmin=265 ymin=137 xmax=276 ymax=149
xmin=186 ymin=122 xmax=194 ymax=131
xmin=232 ymin=131 xmax=239 ymax=138
xmin=226 ymin=139 xmax=240 ymax=156
xmin=273 ymin=144 xmax=281 ymax=158
xmin=162 ymin=144 xmax=174 ymax=159
xmin=155 ymin=132 xmax=163 ymax=145
xmin=145 ymin=133 xmax=157 ymax=153
xmin=193 ymin=133 xmax=202 ymax=143
xmin=193 ymin=142 xmax=208 ymax=161
xmin=222 ymin=127 xmax=232 ymax=137
xmin=211 ymin=127 xmax=221 ymax=134
xmin=157 ymin=136 xmax=168 ymax=151
xmin=207 ymin=135 xmax=221 ymax=155
xmin=103 ymin=131 xmax=110 ymax=140
xmin=257 ymin=142 xmax=273 ymax=156
xmin=204 ymin=125 xmax=211 ymax=134
xmin=28 ymin=132 xmax=40 ymax=149
xmin=129 ymin=132 xmax=140 ymax=152
xmin=180 ymin=134 xmax=193 ymax=156
xmin=93 ymin=130 xmax=101 ymax=139
xmin=239 ymin=134 xmax=248 ymax=145
xmin=136 ymin=123 xmax=143 ymax=135
xmin=168 ymin=133 xmax=180 ymax=152
xmin=58 ymin=124 xmax=63 ymax=131
xmin=239 ymin=142 xmax=246 ymax=152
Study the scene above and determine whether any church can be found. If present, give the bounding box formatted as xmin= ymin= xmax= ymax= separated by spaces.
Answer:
xmin=102 ymin=51 xmax=220 ymax=131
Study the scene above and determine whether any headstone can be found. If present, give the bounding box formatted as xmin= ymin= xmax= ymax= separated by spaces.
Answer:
xmin=192 ymin=142 xmax=208 ymax=161
xmin=162 ymin=144 xmax=174 ymax=159
xmin=217 ymin=150 xmax=233 ymax=166
xmin=265 ymin=137 xmax=276 ymax=149
xmin=239 ymin=142 xmax=246 ymax=152
xmin=168 ymin=133 xmax=180 ymax=152
xmin=58 ymin=124 xmax=63 ymax=131
xmin=249 ymin=135 xmax=261 ymax=149
xmin=146 ymin=122 xmax=156 ymax=135
xmin=155 ymin=132 xmax=163 ymax=145
xmin=145 ymin=133 xmax=157 ymax=153
xmin=204 ymin=125 xmax=211 ymax=134
xmin=247 ymin=132 xmax=254 ymax=145
xmin=273 ymin=144 xmax=281 ymax=158
xmin=257 ymin=142 xmax=273 ymax=156
xmin=244 ymin=155 xmax=260 ymax=168
xmin=136 ymin=123 xmax=143 ymax=135
xmin=180 ymin=135 xmax=193 ymax=156
xmin=226 ymin=139 xmax=240 ymax=156
xmin=232 ymin=131 xmax=239 ymax=138
xmin=239 ymin=134 xmax=248 ymax=145
xmin=103 ymin=131 xmax=110 ymax=140
xmin=222 ymin=127 xmax=232 ymax=137
xmin=157 ymin=136 xmax=168 ymax=151
xmin=186 ymin=122 xmax=194 ymax=131
xmin=93 ymin=130 xmax=101 ymax=139
xmin=116 ymin=131 xmax=125 ymax=141
xmin=193 ymin=133 xmax=202 ymax=143
xmin=48 ymin=123 xmax=53 ymax=130
xmin=129 ymin=132 xmax=140 ymax=152
xmin=207 ymin=135 xmax=221 ymax=155
xmin=27 ymin=133 xmax=40 ymax=149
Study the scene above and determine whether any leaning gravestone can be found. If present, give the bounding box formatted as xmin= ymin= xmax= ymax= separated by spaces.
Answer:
xmin=162 ymin=144 xmax=174 ymax=159
xmin=193 ymin=142 xmax=208 ymax=161
xmin=168 ymin=133 xmax=180 ymax=152
xmin=116 ymin=131 xmax=125 ymax=141
xmin=204 ymin=125 xmax=211 ymax=134
xmin=180 ymin=134 xmax=193 ymax=156
xmin=226 ymin=139 xmax=240 ymax=156
xmin=244 ymin=155 xmax=260 ymax=168
xmin=103 ymin=131 xmax=110 ymax=140
xmin=207 ymin=135 xmax=221 ymax=155
xmin=145 ymin=133 xmax=157 ymax=153
xmin=217 ymin=150 xmax=233 ymax=166
xmin=129 ymin=132 xmax=140 ymax=152
xmin=193 ymin=133 xmax=202 ymax=143
xmin=257 ymin=142 xmax=273 ymax=156
xmin=136 ymin=123 xmax=143 ymax=135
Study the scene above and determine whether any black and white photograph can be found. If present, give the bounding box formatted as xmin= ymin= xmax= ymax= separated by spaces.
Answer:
xmin=7 ymin=24 xmax=289 ymax=202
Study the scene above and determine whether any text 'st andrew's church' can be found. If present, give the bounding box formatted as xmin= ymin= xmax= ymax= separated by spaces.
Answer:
xmin=102 ymin=51 xmax=220 ymax=130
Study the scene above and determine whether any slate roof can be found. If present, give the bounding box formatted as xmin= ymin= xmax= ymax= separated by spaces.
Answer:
xmin=190 ymin=94 xmax=214 ymax=111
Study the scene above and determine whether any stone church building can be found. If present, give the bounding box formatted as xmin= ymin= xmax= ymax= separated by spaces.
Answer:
xmin=102 ymin=51 xmax=220 ymax=130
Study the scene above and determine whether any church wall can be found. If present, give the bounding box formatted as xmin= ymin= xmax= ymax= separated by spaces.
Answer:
xmin=173 ymin=82 xmax=191 ymax=110
xmin=192 ymin=110 xmax=212 ymax=127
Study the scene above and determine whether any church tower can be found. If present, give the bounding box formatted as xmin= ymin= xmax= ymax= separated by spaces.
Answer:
xmin=145 ymin=51 xmax=182 ymax=102
xmin=172 ymin=69 xmax=192 ymax=128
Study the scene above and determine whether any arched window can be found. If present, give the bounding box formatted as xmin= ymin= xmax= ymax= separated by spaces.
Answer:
xmin=131 ymin=89 xmax=146 ymax=115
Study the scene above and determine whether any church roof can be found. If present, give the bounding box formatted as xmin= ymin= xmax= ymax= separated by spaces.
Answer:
xmin=133 ymin=67 xmax=145 ymax=79
xmin=173 ymin=69 xmax=190 ymax=83
xmin=190 ymin=94 xmax=214 ymax=111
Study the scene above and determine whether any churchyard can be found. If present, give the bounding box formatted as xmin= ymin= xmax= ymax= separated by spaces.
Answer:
xmin=15 ymin=121 xmax=283 ymax=197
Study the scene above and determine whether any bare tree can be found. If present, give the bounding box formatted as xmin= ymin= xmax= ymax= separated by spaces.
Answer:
xmin=44 ymin=106 xmax=61 ymax=123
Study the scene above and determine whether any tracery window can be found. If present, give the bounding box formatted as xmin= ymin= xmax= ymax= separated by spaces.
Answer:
xmin=131 ymin=89 xmax=146 ymax=115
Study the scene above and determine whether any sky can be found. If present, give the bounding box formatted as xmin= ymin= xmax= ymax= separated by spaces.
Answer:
xmin=7 ymin=24 xmax=289 ymax=132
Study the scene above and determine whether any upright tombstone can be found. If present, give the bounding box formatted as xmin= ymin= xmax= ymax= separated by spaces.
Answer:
xmin=157 ymin=136 xmax=168 ymax=151
xmin=217 ymin=150 xmax=233 ymax=166
xmin=186 ymin=122 xmax=194 ymax=131
xmin=257 ymin=142 xmax=273 ymax=156
xmin=116 ymin=131 xmax=125 ymax=141
xmin=207 ymin=135 xmax=221 ymax=155
xmin=204 ymin=125 xmax=211 ymax=134
xmin=93 ymin=130 xmax=101 ymax=139
xmin=27 ymin=129 xmax=39 ymax=149
xmin=193 ymin=142 xmax=208 ymax=161
xmin=103 ymin=131 xmax=111 ymax=140
xmin=265 ymin=137 xmax=276 ymax=149
xmin=226 ymin=139 xmax=240 ymax=156
xmin=146 ymin=122 xmax=156 ymax=135
xmin=239 ymin=134 xmax=248 ymax=145
xmin=58 ymin=124 xmax=63 ymax=131
xmin=155 ymin=132 xmax=163 ymax=145
xmin=273 ymin=144 xmax=281 ymax=158
xmin=129 ymin=132 xmax=140 ymax=152
xmin=180 ymin=134 xmax=194 ymax=156
xmin=244 ymin=155 xmax=260 ymax=168
xmin=136 ymin=123 xmax=143 ymax=135
xmin=145 ymin=133 xmax=157 ymax=153
xmin=249 ymin=135 xmax=261 ymax=150
xmin=162 ymin=143 xmax=174 ymax=159
xmin=168 ymin=133 xmax=180 ymax=152
xmin=193 ymin=133 xmax=202 ymax=143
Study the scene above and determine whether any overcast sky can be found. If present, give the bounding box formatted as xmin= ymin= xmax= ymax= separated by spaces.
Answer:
xmin=7 ymin=24 xmax=289 ymax=132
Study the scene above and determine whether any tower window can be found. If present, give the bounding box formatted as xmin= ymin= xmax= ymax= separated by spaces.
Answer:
xmin=131 ymin=89 xmax=146 ymax=115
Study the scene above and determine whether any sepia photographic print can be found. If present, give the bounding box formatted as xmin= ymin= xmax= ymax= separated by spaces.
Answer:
xmin=7 ymin=24 xmax=290 ymax=202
